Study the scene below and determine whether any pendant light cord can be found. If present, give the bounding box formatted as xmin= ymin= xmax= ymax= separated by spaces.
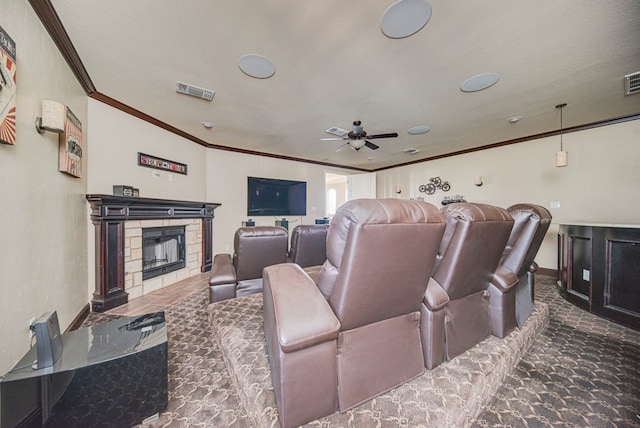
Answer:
xmin=560 ymin=106 xmax=563 ymax=151
xmin=556 ymin=103 xmax=567 ymax=151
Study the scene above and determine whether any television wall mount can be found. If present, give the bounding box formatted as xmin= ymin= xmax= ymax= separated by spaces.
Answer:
xmin=419 ymin=177 xmax=451 ymax=195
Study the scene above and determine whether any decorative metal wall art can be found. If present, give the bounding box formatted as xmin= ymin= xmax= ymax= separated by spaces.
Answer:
xmin=418 ymin=177 xmax=450 ymax=195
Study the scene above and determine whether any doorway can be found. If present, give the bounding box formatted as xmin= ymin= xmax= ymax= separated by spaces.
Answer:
xmin=324 ymin=172 xmax=377 ymax=217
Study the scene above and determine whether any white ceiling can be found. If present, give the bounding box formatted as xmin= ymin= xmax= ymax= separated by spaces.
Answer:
xmin=49 ymin=0 xmax=640 ymax=170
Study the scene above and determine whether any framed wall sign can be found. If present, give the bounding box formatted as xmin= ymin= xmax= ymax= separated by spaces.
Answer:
xmin=59 ymin=107 xmax=83 ymax=178
xmin=0 ymin=25 xmax=17 ymax=145
xmin=138 ymin=153 xmax=188 ymax=175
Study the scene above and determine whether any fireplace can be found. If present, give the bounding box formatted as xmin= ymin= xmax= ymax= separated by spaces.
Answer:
xmin=86 ymin=195 xmax=221 ymax=312
xmin=142 ymin=226 xmax=186 ymax=280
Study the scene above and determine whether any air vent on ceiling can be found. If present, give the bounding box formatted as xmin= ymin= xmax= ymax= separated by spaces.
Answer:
xmin=176 ymin=81 xmax=215 ymax=101
xmin=402 ymin=148 xmax=421 ymax=155
xmin=326 ymin=127 xmax=348 ymax=137
xmin=624 ymin=72 xmax=640 ymax=95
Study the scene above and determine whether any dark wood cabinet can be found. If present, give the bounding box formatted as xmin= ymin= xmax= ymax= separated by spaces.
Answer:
xmin=558 ymin=223 xmax=640 ymax=331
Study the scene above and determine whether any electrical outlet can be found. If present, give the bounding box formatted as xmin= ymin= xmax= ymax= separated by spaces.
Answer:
xmin=550 ymin=201 xmax=561 ymax=209
xmin=224 ymin=244 xmax=230 ymax=252
xmin=582 ymin=269 xmax=590 ymax=281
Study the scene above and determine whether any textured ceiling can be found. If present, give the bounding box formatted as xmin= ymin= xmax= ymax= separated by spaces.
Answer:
xmin=49 ymin=0 xmax=640 ymax=170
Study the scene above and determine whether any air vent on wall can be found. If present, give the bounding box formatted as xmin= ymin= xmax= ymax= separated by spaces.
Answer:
xmin=624 ymin=72 xmax=640 ymax=95
xmin=176 ymin=81 xmax=215 ymax=101
xmin=403 ymin=148 xmax=421 ymax=155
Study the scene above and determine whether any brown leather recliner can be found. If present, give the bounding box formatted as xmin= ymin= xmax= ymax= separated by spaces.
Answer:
xmin=287 ymin=224 xmax=329 ymax=268
xmin=488 ymin=203 xmax=552 ymax=335
xmin=263 ymin=199 xmax=445 ymax=428
xmin=209 ymin=226 xmax=288 ymax=303
xmin=421 ymin=203 xmax=514 ymax=370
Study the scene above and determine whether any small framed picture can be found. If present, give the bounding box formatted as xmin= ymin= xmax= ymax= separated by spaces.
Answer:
xmin=0 ymin=25 xmax=17 ymax=146
xmin=59 ymin=107 xmax=83 ymax=178
xmin=138 ymin=152 xmax=187 ymax=175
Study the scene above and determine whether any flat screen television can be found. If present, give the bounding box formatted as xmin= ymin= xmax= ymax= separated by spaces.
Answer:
xmin=247 ymin=177 xmax=307 ymax=216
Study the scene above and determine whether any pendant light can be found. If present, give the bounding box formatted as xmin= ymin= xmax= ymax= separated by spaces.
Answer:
xmin=555 ymin=103 xmax=568 ymax=167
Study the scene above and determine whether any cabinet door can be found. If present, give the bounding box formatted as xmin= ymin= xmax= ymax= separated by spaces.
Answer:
xmin=592 ymin=229 xmax=640 ymax=330
xmin=565 ymin=231 xmax=591 ymax=311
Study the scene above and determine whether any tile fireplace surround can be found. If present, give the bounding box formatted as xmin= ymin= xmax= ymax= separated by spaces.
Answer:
xmin=86 ymin=195 xmax=221 ymax=312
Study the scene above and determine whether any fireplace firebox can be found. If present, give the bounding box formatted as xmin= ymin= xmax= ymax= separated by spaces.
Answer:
xmin=142 ymin=226 xmax=186 ymax=280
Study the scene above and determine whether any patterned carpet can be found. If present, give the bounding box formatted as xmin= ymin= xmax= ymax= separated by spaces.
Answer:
xmin=473 ymin=275 xmax=640 ymax=427
xmin=209 ymin=291 xmax=548 ymax=427
xmin=81 ymin=275 xmax=640 ymax=427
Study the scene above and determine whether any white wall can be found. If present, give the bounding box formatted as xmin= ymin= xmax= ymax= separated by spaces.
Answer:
xmin=87 ymin=99 xmax=208 ymax=201
xmin=0 ymin=4 xmax=88 ymax=375
xmin=86 ymin=98 xmax=354 ymax=265
xmin=206 ymin=149 xmax=352 ymax=253
xmin=377 ymin=119 xmax=640 ymax=269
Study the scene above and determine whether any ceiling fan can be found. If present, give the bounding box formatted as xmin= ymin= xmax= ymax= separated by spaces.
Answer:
xmin=321 ymin=121 xmax=398 ymax=151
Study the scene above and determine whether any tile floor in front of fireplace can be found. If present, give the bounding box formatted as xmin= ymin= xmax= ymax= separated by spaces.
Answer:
xmin=106 ymin=272 xmax=210 ymax=317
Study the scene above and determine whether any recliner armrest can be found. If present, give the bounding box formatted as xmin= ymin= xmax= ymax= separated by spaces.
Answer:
xmin=423 ymin=277 xmax=449 ymax=311
xmin=491 ymin=265 xmax=519 ymax=292
xmin=209 ymin=253 xmax=237 ymax=286
xmin=263 ymin=264 xmax=340 ymax=353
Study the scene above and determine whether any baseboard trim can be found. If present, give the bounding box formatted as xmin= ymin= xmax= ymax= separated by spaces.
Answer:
xmin=537 ymin=267 xmax=557 ymax=277
xmin=66 ymin=303 xmax=91 ymax=332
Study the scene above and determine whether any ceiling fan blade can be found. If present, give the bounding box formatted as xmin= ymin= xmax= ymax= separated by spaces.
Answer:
xmin=365 ymin=141 xmax=379 ymax=150
xmin=335 ymin=142 xmax=349 ymax=152
xmin=366 ymin=132 xmax=398 ymax=139
xmin=321 ymin=137 xmax=345 ymax=141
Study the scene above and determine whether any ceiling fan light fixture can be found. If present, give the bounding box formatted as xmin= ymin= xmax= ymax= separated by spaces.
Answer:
xmin=381 ymin=0 xmax=432 ymax=39
xmin=238 ymin=54 xmax=276 ymax=79
xmin=460 ymin=72 xmax=500 ymax=92
xmin=351 ymin=140 xmax=366 ymax=150
xmin=408 ymin=125 xmax=431 ymax=135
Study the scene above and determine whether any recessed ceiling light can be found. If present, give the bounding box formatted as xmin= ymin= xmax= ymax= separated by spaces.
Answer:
xmin=408 ymin=125 xmax=431 ymax=135
xmin=238 ymin=54 xmax=276 ymax=79
xmin=201 ymin=121 xmax=214 ymax=128
xmin=460 ymin=72 xmax=500 ymax=92
xmin=381 ymin=0 xmax=432 ymax=39
xmin=367 ymin=156 xmax=374 ymax=161
xmin=507 ymin=116 xmax=522 ymax=123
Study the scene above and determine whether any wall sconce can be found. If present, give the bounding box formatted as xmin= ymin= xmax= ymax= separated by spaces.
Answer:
xmin=395 ymin=185 xmax=402 ymax=194
xmin=474 ymin=176 xmax=483 ymax=187
xmin=555 ymin=103 xmax=568 ymax=167
xmin=35 ymin=100 xmax=65 ymax=134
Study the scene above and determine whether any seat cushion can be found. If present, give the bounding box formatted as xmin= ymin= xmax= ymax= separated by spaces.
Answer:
xmin=236 ymin=278 xmax=264 ymax=297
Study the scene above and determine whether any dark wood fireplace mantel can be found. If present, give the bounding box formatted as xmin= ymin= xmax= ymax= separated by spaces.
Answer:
xmin=86 ymin=195 xmax=221 ymax=312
